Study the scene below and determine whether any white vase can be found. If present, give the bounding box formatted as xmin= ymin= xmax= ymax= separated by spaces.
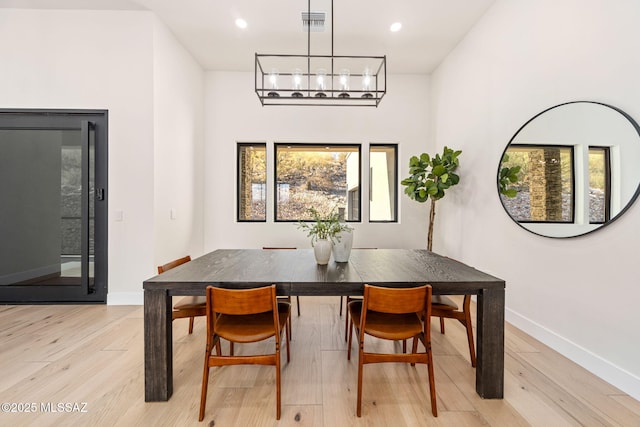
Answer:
xmin=332 ymin=230 xmax=353 ymax=263
xmin=313 ymin=239 xmax=332 ymax=265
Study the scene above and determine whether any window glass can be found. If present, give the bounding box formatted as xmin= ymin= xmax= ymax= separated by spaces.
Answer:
xmin=369 ymin=144 xmax=397 ymax=222
xmin=237 ymin=143 xmax=266 ymax=221
xmin=275 ymin=144 xmax=361 ymax=221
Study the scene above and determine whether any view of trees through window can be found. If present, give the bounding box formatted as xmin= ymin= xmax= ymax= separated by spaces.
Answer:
xmin=237 ymin=143 xmax=266 ymax=221
xmin=275 ymin=144 xmax=360 ymax=221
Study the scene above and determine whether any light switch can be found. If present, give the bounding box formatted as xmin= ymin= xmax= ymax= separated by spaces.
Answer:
xmin=114 ymin=210 xmax=124 ymax=222
xmin=170 ymin=209 xmax=177 ymax=220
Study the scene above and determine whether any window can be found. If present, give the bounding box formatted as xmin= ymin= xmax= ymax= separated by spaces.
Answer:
xmin=501 ymin=145 xmax=574 ymax=223
xmin=369 ymin=144 xmax=397 ymax=222
xmin=237 ymin=143 xmax=266 ymax=221
xmin=588 ymin=146 xmax=611 ymax=224
xmin=274 ymin=143 xmax=361 ymax=221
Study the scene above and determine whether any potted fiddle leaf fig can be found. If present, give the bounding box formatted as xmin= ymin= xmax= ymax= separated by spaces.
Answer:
xmin=401 ymin=146 xmax=462 ymax=251
xmin=297 ymin=207 xmax=351 ymax=265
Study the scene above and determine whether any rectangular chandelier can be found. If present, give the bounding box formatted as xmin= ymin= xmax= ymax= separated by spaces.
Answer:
xmin=255 ymin=0 xmax=386 ymax=107
xmin=255 ymin=54 xmax=386 ymax=107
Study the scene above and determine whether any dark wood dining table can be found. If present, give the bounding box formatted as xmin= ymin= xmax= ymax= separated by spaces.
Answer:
xmin=143 ymin=248 xmax=505 ymax=402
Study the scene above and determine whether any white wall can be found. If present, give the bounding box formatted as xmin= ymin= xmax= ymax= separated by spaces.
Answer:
xmin=204 ymin=72 xmax=431 ymax=251
xmin=152 ymin=17 xmax=205 ymax=269
xmin=0 ymin=9 xmax=205 ymax=304
xmin=430 ymin=0 xmax=640 ymax=399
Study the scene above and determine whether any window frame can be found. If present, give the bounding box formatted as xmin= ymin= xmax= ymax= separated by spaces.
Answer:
xmin=273 ymin=142 xmax=362 ymax=223
xmin=236 ymin=142 xmax=267 ymax=223
xmin=368 ymin=143 xmax=398 ymax=223
xmin=588 ymin=146 xmax=611 ymax=224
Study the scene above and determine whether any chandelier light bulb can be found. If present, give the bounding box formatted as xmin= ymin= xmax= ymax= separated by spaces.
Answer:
xmin=362 ymin=69 xmax=372 ymax=91
xmin=339 ymin=69 xmax=350 ymax=91
xmin=316 ymin=69 xmax=326 ymax=91
xmin=292 ymin=69 xmax=302 ymax=90
xmin=269 ymin=70 xmax=278 ymax=89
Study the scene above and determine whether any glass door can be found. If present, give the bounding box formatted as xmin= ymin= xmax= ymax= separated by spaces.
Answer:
xmin=0 ymin=110 xmax=107 ymax=303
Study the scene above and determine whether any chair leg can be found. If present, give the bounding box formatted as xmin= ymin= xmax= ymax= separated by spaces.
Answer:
xmin=347 ymin=321 xmax=354 ymax=360
xmin=356 ymin=346 xmax=364 ymax=417
xmin=461 ymin=318 xmax=477 ymax=367
xmin=339 ymin=296 xmax=343 ymax=315
xmin=426 ymin=343 xmax=438 ymax=417
xmin=288 ymin=311 xmax=292 ymax=340
xmin=439 ymin=317 xmax=445 ymax=334
xmin=296 ymin=296 xmax=301 ymax=316
xmin=285 ymin=319 xmax=291 ymax=363
xmin=199 ymin=346 xmax=212 ymax=421
xmin=188 ymin=316 xmax=195 ymax=334
xmin=276 ymin=350 xmax=281 ymax=420
xmin=345 ymin=308 xmax=350 ymax=341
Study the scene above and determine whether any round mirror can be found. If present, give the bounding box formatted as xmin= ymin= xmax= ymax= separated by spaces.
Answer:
xmin=498 ymin=101 xmax=640 ymax=238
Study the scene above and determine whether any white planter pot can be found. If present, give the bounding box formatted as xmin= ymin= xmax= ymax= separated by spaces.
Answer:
xmin=313 ymin=239 xmax=332 ymax=265
xmin=332 ymin=230 xmax=353 ymax=263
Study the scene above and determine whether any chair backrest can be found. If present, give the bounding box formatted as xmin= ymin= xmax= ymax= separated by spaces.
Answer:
xmin=207 ymin=285 xmax=276 ymax=315
xmin=205 ymin=284 xmax=281 ymax=345
xmin=157 ymin=255 xmax=191 ymax=274
xmin=364 ymin=284 xmax=431 ymax=315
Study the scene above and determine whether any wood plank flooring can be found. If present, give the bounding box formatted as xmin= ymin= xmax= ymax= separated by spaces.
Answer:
xmin=0 ymin=297 xmax=638 ymax=426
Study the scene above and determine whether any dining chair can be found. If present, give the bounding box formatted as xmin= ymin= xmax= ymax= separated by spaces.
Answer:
xmin=199 ymin=284 xmax=291 ymax=421
xmin=157 ymin=255 xmax=206 ymax=334
xmin=347 ymin=284 xmax=437 ymax=417
xmin=431 ymin=294 xmax=476 ymax=367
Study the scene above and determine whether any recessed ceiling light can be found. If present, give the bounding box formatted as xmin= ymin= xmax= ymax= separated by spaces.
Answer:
xmin=235 ymin=18 xmax=247 ymax=29
xmin=390 ymin=22 xmax=402 ymax=32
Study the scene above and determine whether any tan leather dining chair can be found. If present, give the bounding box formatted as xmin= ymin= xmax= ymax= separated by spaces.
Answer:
xmin=157 ymin=255 xmax=206 ymax=334
xmin=199 ymin=284 xmax=291 ymax=421
xmin=347 ymin=284 xmax=437 ymax=417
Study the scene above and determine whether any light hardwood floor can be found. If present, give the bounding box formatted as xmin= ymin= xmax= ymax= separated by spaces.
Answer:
xmin=0 ymin=297 xmax=638 ymax=426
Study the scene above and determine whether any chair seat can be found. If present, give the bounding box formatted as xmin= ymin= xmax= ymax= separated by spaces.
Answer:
xmin=174 ymin=296 xmax=207 ymax=310
xmin=215 ymin=302 xmax=290 ymax=343
xmin=431 ymin=295 xmax=458 ymax=310
xmin=348 ymin=300 xmax=422 ymax=341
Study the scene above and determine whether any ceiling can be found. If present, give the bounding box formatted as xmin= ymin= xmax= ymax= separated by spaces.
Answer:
xmin=0 ymin=0 xmax=496 ymax=74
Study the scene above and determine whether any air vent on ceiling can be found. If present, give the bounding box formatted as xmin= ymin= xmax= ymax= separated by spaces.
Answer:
xmin=302 ymin=11 xmax=326 ymax=32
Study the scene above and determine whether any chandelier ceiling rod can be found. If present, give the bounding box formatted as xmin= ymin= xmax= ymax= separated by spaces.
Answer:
xmin=255 ymin=0 xmax=386 ymax=106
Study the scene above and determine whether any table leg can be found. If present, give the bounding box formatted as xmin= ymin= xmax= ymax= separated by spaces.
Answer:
xmin=475 ymin=287 xmax=505 ymax=398
xmin=144 ymin=288 xmax=173 ymax=401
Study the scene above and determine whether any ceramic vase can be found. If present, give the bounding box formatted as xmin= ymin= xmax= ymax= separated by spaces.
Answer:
xmin=332 ymin=230 xmax=353 ymax=262
xmin=313 ymin=239 xmax=332 ymax=265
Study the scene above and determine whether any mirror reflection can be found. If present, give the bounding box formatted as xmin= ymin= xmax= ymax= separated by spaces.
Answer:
xmin=498 ymin=101 xmax=640 ymax=238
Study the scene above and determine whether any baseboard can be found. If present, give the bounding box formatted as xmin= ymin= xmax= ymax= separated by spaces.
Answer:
xmin=506 ymin=307 xmax=640 ymax=401
xmin=107 ymin=291 xmax=143 ymax=305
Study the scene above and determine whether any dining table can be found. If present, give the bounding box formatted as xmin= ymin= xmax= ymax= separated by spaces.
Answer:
xmin=143 ymin=248 xmax=505 ymax=402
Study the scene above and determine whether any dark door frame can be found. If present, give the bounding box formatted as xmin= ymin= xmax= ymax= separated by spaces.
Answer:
xmin=0 ymin=109 xmax=108 ymax=303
